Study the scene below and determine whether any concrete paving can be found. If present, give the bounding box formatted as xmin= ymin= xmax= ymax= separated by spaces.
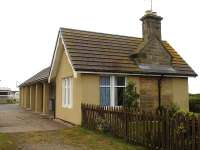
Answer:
xmin=0 ymin=104 xmax=67 ymax=133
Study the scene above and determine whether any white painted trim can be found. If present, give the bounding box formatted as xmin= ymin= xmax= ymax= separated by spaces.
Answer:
xmin=48 ymin=30 xmax=77 ymax=83
xmin=48 ymin=32 xmax=61 ymax=83
xmin=110 ymin=76 xmax=115 ymax=106
xmin=76 ymin=71 xmax=190 ymax=78
xmin=60 ymin=34 xmax=77 ymax=78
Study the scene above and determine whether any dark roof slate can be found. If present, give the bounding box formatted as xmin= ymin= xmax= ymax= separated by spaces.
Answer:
xmin=20 ymin=67 xmax=50 ymax=87
xmin=60 ymin=28 xmax=197 ymax=77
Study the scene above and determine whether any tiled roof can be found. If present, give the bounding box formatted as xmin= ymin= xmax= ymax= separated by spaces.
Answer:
xmin=20 ymin=67 xmax=50 ymax=87
xmin=60 ymin=28 xmax=197 ymax=77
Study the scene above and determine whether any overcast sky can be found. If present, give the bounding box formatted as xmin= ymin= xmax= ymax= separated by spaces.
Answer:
xmin=0 ymin=0 xmax=199 ymax=93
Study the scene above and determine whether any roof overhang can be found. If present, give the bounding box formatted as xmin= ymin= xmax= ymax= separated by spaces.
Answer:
xmin=48 ymin=30 xmax=77 ymax=83
xmin=76 ymin=71 xmax=197 ymax=78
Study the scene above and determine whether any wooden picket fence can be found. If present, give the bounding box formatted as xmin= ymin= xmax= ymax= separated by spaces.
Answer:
xmin=81 ymin=103 xmax=200 ymax=150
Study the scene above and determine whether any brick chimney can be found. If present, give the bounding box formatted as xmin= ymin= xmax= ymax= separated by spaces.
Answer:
xmin=140 ymin=11 xmax=163 ymax=41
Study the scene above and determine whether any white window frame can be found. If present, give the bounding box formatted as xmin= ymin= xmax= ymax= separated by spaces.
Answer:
xmin=62 ymin=77 xmax=73 ymax=108
xmin=113 ymin=76 xmax=127 ymax=106
xmin=100 ymin=76 xmax=127 ymax=107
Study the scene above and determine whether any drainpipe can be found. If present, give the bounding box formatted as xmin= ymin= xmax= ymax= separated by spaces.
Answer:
xmin=158 ymin=75 xmax=163 ymax=110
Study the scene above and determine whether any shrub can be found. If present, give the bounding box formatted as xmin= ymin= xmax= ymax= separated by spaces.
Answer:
xmin=157 ymin=102 xmax=180 ymax=117
xmin=95 ymin=114 xmax=110 ymax=133
xmin=123 ymin=81 xmax=139 ymax=108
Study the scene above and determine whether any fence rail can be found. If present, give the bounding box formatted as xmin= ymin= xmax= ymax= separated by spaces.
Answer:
xmin=81 ymin=103 xmax=200 ymax=150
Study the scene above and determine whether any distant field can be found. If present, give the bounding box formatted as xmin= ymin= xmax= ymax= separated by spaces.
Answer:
xmin=190 ymin=94 xmax=200 ymax=102
xmin=189 ymin=94 xmax=200 ymax=112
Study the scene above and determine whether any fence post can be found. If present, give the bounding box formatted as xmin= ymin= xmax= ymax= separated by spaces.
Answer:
xmin=124 ymin=107 xmax=128 ymax=142
xmin=81 ymin=103 xmax=83 ymax=127
xmin=165 ymin=110 xmax=169 ymax=150
xmin=197 ymin=115 xmax=200 ymax=150
xmin=191 ymin=116 xmax=196 ymax=150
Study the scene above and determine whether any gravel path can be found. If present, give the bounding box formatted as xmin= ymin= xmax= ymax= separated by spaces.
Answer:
xmin=0 ymin=104 xmax=67 ymax=133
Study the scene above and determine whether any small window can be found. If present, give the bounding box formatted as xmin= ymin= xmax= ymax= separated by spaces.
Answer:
xmin=62 ymin=77 xmax=72 ymax=108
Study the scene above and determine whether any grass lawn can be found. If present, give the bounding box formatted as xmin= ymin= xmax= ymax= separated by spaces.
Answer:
xmin=0 ymin=99 xmax=17 ymax=105
xmin=0 ymin=133 xmax=16 ymax=150
xmin=0 ymin=127 xmax=146 ymax=150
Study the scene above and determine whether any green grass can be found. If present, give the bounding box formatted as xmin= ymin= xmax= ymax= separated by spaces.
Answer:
xmin=0 ymin=133 xmax=16 ymax=150
xmin=0 ymin=99 xmax=17 ymax=105
xmin=0 ymin=127 xmax=146 ymax=150
xmin=189 ymin=94 xmax=200 ymax=103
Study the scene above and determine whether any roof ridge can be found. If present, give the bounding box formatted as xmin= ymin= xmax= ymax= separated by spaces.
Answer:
xmin=60 ymin=27 xmax=142 ymax=40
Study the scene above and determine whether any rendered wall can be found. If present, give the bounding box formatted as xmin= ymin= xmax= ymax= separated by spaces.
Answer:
xmin=30 ymin=85 xmax=36 ymax=111
xmin=139 ymin=77 xmax=189 ymax=111
xmin=81 ymin=74 xmax=100 ymax=105
xmin=35 ymin=83 xmax=43 ymax=113
xmin=55 ymin=50 xmax=189 ymax=124
xmin=55 ymin=50 xmax=82 ymax=125
xmin=172 ymin=78 xmax=189 ymax=111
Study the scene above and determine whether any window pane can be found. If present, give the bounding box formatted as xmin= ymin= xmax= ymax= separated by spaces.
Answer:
xmin=100 ymin=76 xmax=110 ymax=86
xmin=67 ymin=85 xmax=70 ymax=105
xmin=115 ymin=76 xmax=125 ymax=86
xmin=65 ymin=79 xmax=68 ymax=105
xmin=62 ymin=78 xmax=71 ymax=107
xmin=62 ymin=79 xmax=65 ymax=106
xmin=100 ymin=87 xmax=110 ymax=106
xmin=115 ymin=87 xmax=125 ymax=106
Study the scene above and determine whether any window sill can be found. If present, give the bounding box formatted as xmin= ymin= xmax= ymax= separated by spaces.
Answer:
xmin=62 ymin=105 xmax=72 ymax=109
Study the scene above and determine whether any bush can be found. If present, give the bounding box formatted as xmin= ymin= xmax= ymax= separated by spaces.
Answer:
xmin=123 ymin=81 xmax=139 ymax=108
xmin=95 ymin=114 xmax=110 ymax=133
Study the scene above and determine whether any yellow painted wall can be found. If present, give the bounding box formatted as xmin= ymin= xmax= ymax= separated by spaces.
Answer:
xmin=23 ymin=87 xmax=27 ymax=108
xmin=82 ymin=74 xmax=100 ymax=105
xmin=55 ymin=50 xmax=82 ymax=125
xmin=172 ymin=78 xmax=189 ymax=111
xmin=81 ymin=75 xmax=140 ymax=105
xmin=35 ymin=83 xmax=43 ymax=113
xmin=19 ymin=87 xmax=23 ymax=107
xmin=43 ymin=82 xmax=50 ymax=114
xmin=55 ymin=49 xmax=189 ymax=125
xmin=26 ymin=86 xmax=30 ymax=109
xmin=55 ymin=55 xmax=142 ymax=125
xmin=161 ymin=78 xmax=173 ymax=107
xmin=139 ymin=77 xmax=159 ymax=111
xmin=30 ymin=85 xmax=35 ymax=111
